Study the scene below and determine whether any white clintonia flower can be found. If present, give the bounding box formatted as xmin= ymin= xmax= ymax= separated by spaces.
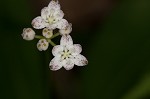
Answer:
xmin=49 ymin=35 xmax=88 ymax=71
xmin=32 ymin=0 xmax=68 ymax=30
xmin=22 ymin=28 xmax=35 ymax=40
xmin=42 ymin=28 xmax=53 ymax=38
xmin=59 ymin=23 xmax=72 ymax=35
xmin=37 ymin=39 xmax=49 ymax=51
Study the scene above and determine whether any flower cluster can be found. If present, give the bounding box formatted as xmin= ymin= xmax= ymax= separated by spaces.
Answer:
xmin=21 ymin=0 xmax=88 ymax=71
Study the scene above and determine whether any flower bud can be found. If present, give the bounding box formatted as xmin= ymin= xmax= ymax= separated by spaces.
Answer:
xmin=42 ymin=28 xmax=53 ymax=38
xmin=37 ymin=39 xmax=49 ymax=51
xmin=22 ymin=28 xmax=35 ymax=40
xmin=59 ymin=23 xmax=72 ymax=35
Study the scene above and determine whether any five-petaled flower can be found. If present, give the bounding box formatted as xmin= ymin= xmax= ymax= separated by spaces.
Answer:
xmin=32 ymin=0 xmax=69 ymax=30
xmin=49 ymin=35 xmax=88 ymax=71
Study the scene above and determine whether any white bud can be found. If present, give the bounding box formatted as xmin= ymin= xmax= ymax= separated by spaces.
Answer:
xmin=22 ymin=28 xmax=35 ymax=40
xmin=37 ymin=39 xmax=49 ymax=51
xmin=42 ymin=28 xmax=53 ymax=38
xmin=59 ymin=23 xmax=72 ymax=35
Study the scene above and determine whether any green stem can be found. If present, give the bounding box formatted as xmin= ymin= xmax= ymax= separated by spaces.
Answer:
xmin=35 ymin=33 xmax=59 ymax=46
xmin=47 ymin=39 xmax=56 ymax=46
xmin=35 ymin=35 xmax=45 ymax=39
xmin=50 ymin=32 xmax=60 ymax=39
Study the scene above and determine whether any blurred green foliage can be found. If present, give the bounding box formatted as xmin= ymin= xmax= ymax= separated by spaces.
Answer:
xmin=82 ymin=0 xmax=150 ymax=99
xmin=0 ymin=0 xmax=50 ymax=99
xmin=0 ymin=0 xmax=150 ymax=99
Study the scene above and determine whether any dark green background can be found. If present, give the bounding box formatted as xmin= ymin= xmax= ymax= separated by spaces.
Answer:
xmin=0 ymin=0 xmax=150 ymax=99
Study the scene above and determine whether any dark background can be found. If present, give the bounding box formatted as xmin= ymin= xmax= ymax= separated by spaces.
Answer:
xmin=0 ymin=0 xmax=150 ymax=99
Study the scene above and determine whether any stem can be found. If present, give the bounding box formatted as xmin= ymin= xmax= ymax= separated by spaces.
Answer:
xmin=47 ymin=39 xmax=56 ymax=46
xmin=50 ymin=32 xmax=60 ymax=39
xmin=35 ymin=35 xmax=45 ymax=39
xmin=35 ymin=33 xmax=59 ymax=46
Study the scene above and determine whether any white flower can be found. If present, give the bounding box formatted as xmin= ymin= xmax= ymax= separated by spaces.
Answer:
xmin=22 ymin=28 xmax=35 ymax=40
xmin=59 ymin=23 xmax=72 ymax=35
xmin=37 ymin=39 xmax=49 ymax=51
xmin=49 ymin=35 xmax=88 ymax=71
xmin=31 ymin=1 xmax=68 ymax=30
xmin=42 ymin=28 xmax=53 ymax=38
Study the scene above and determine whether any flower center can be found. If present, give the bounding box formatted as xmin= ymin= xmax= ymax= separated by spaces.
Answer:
xmin=61 ymin=49 xmax=71 ymax=60
xmin=47 ymin=17 xmax=55 ymax=24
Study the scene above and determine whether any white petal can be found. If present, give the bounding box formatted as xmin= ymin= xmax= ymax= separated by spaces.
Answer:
xmin=52 ymin=45 xmax=63 ymax=56
xmin=41 ymin=7 xmax=50 ymax=21
xmin=63 ymin=59 xmax=74 ymax=70
xmin=31 ymin=16 xmax=45 ymax=29
xmin=49 ymin=57 xmax=63 ymax=71
xmin=56 ymin=19 xmax=68 ymax=29
xmin=48 ymin=0 xmax=60 ymax=10
xmin=54 ymin=10 xmax=64 ymax=21
xmin=73 ymin=44 xmax=82 ymax=54
xmin=60 ymin=35 xmax=73 ymax=46
xmin=74 ymin=54 xmax=88 ymax=66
